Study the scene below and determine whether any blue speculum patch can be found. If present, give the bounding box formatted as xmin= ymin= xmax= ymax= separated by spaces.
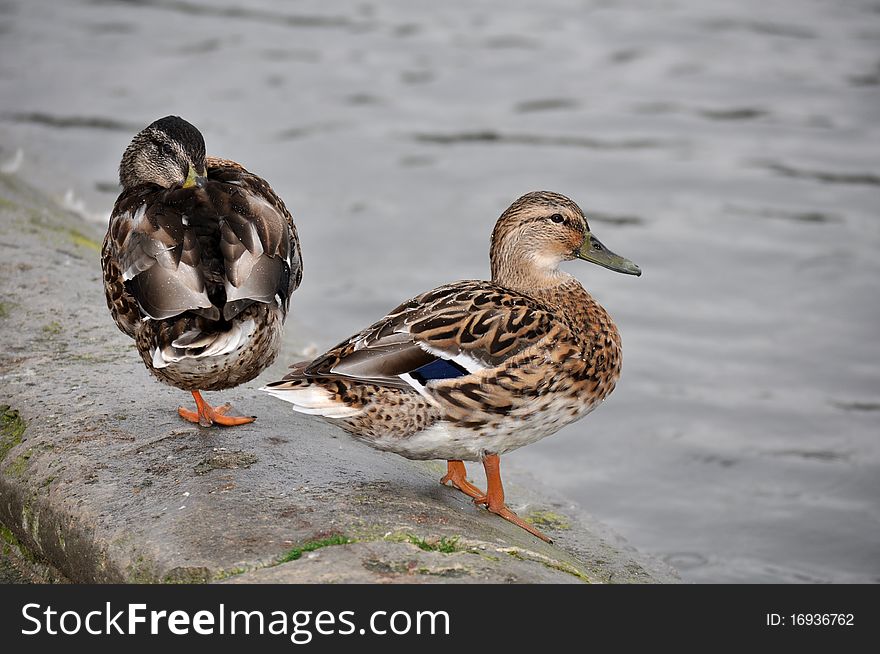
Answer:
xmin=410 ymin=358 xmax=469 ymax=385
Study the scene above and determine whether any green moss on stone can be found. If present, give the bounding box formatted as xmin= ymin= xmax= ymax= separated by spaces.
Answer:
xmin=0 ymin=524 xmax=20 ymax=550
xmin=0 ymin=523 xmax=38 ymax=564
xmin=126 ymin=555 xmax=156 ymax=584
xmin=162 ymin=566 xmax=212 ymax=584
xmin=213 ymin=565 xmax=252 ymax=581
xmin=407 ymin=534 xmax=461 ymax=553
xmin=20 ymin=503 xmax=40 ymax=550
xmin=42 ymin=321 xmax=63 ymax=336
xmin=69 ymin=229 xmax=101 ymax=251
xmin=524 ymin=509 xmax=572 ymax=531
xmin=6 ymin=449 xmax=33 ymax=477
xmin=279 ymin=535 xmax=353 ymax=563
xmin=0 ymin=406 xmax=26 ymax=461
xmin=503 ymin=547 xmax=591 ymax=583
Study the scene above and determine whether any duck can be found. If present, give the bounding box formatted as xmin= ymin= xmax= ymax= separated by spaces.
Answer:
xmin=102 ymin=116 xmax=302 ymax=426
xmin=263 ymin=191 xmax=639 ymax=542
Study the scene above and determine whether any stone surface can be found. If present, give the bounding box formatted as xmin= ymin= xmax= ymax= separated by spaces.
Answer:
xmin=0 ymin=173 xmax=678 ymax=584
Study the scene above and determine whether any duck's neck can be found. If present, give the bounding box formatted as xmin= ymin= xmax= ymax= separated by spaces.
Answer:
xmin=491 ymin=246 xmax=570 ymax=295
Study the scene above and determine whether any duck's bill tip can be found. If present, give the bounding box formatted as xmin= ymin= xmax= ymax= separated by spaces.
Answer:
xmin=576 ymin=235 xmax=642 ymax=276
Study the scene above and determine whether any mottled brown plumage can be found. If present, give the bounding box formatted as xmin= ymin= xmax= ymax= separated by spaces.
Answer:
xmin=264 ymin=191 xmax=639 ymax=541
xmin=103 ymin=116 xmax=301 ymax=426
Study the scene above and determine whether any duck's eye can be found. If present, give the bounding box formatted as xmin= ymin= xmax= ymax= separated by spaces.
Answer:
xmin=550 ymin=213 xmax=565 ymax=224
xmin=160 ymin=143 xmax=175 ymax=157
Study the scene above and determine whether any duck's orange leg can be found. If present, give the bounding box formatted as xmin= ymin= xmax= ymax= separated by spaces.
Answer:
xmin=473 ymin=453 xmax=552 ymax=543
xmin=177 ymin=391 xmax=255 ymax=427
xmin=440 ymin=460 xmax=485 ymax=500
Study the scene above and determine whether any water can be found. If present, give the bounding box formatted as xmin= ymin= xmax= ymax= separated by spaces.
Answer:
xmin=1 ymin=0 xmax=878 ymax=582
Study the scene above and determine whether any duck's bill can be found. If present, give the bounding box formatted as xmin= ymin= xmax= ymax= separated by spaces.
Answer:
xmin=182 ymin=164 xmax=208 ymax=189
xmin=576 ymin=235 xmax=642 ymax=276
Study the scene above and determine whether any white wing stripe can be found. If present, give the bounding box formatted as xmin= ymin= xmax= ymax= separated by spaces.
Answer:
xmin=418 ymin=343 xmax=485 ymax=374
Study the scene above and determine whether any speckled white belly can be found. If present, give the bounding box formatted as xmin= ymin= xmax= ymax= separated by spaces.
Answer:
xmin=359 ymin=396 xmax=600 ymax=461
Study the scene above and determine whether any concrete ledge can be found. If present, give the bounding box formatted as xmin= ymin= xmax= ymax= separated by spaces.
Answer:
xmin=0 ymin=173 xmax=678 ymax=584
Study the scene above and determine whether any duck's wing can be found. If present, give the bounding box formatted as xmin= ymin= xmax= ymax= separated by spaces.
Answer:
xmin=282 ymin=280 xmax=556 ymax=392
xmin=102 ymin=184 xmax=216 ymax=336
xmin=205 ymin=157 xmax=302 ymax=320
xmin=102 ymin=159 xmax=302 ymax=335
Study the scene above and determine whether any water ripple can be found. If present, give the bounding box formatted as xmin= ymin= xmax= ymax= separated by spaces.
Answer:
xmin=849 ymin=60 xmax=880 ymax=86
xmin=4 ymin=112 xmax=139 ymax=132
xmin=413 ymin=130 xmax=672 ymax=150
xmin=702 ymin=18 xmax=817 ymax=39
xmin=757 ymin=160 xmax=880 ymax=187
xmin=698 ymin=107 xmax=769 ymax=121
xmin=768 ymin=449 xmax=851 ymax=463
xmin=831 ymin=400 xmax=880 ymax=412
xmin=89 ymin=0 xmax=370 ymax=32
xmin=513 ymin=98 xmax=580 ymax=113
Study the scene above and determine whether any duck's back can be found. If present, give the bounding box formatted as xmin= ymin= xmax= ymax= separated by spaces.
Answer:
xmin=102 ymin=159 xmax=302 ymax=390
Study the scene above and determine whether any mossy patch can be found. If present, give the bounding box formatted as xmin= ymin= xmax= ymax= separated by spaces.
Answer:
xmin=162 ymin=566 xmax=212 ymax=584
xmin=69 ymin=229 xmax=101 ymax=252
xmin=22 ymin=210 xmax=101 ymax=252
xmin=6 ymin=449 xmax=33 ymax=477
xmin=502 ymin=547 xmax=591 ymax=583
xmin=20 ymin=503 xmax=40 ymax=551
xmin=126 ymin=555 xmax=156 ymax=584
xmin=279 ymin=535 xmax=353 ymax=563
xmin=0 ymin=405 xmax=26 ymax=461
xmin=524 ymin=509 xmax=572 ymax=531
xmin=0 ymin=301 xmax=11 ymax=318
xmin=0 ymin=523 xmax=38 ymax=564
xmin=42 ymin=321 xmax=63 ymax=336
xmin=213 ymin=565 xmax=253 ymax=581
xmin=0 ymin=524 xmax=20 ymax=550
xmin=406 ymin=534 xmax=461 ymax=553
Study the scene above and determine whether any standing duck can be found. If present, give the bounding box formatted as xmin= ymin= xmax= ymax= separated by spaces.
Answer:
xmin=264 ymin=191 xmax=639 ymax=542
xmin=102 ymin=116 xmax=302 ymax=426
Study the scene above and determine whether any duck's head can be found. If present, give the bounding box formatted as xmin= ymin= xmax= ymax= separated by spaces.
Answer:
xmin=119 ymin=115 xmax=208 ymax=190
xmin=490 ymin=191 xmax=641 ymax=288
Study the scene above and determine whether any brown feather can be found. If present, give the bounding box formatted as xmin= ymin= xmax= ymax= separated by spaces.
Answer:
xmin=103 ymin=148 xmax=301 ymax=393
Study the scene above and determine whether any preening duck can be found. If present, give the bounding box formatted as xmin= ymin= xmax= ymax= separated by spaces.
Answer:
xmin=102 ymin=116 xmax=302 ymax=426
xmin=264 ymin=191 xmax=639 ymax=542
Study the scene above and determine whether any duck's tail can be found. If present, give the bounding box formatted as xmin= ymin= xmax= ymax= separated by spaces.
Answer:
xmin=261 ymin=367 xmax=363 ymax=418
xmin=150 ymin=318 xmax=256 ymax=369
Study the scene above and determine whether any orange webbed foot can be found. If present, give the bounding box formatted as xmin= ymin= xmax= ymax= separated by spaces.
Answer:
xmin=473 ymin=495 xmax=553 ymax=544
xmin=178 ymin=392 xmax=256 ymax=428
xmin=440 ymin=460 xmax=485 ymax=500
xmin=474 ymin=453 xmax=553 ymax=544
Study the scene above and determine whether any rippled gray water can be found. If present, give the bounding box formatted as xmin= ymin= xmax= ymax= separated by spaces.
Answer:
xmin=1 ymin=0 xmax=878 ymax=582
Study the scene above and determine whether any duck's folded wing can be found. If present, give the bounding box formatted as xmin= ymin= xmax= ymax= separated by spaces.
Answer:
xmin=106 ymin=190 xmax=216 ymax=323
xmin=206 ymin=162 xmax=302 ymax=320
xmin=288 ymin=281 xmax=555 ymax=391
